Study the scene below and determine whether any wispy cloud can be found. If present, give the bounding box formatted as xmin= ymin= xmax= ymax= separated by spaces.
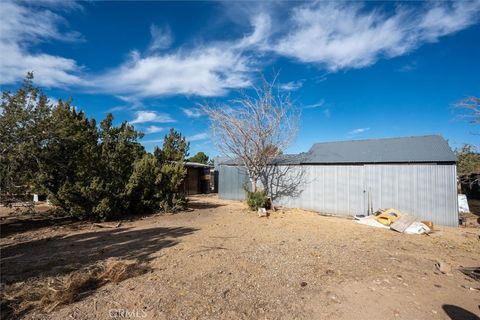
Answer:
xmin=86 ymin=14 xmax=271 ymax=98
xmin=280 ymin=80 xmax=303 ymax=91
xmin=272 ymin=1 xmax=480 ymax=71
xmin=303 ymin=99 xmax=325 ymax=109
xmin=140 ymin=138 xmax=163 ymax=144
xmin=130 ymin=111 xmax=175 ymax=124
xmin=187 ymin=132 xmax=210 ymax=142
xmin=398 ymin=61 xmax=418 ymax=72
xmin=90 ymin=46 xmax=251 ymax=97
xmin=2 ymin=0 xmax=480 ymax=100
xmin=144 ymin=125 xmax=163 ymax=134
xmin=148 ymin=24 xmax=173 ymax=51
xmin=348 ymin=127 xmax=370 ymax=135
xmin=182 ymin=107 xmax=204 ymax=118
xmin=323 ymin=108 xmax=331 ymax=118
xmin=234 ymin=12 xmax=272 ymax=50
xmin=0 ymin=0 xmax=83 ymax=87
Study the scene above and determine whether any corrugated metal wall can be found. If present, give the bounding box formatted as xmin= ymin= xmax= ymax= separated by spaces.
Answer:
xmin=219 ymin=164 xmax=458 ymax=226
xmin=218 ymin=165 xmax=249 ymax=201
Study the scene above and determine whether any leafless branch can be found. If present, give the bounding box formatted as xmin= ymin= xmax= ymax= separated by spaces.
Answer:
xmin=203 ymin=74 xmax=300 ymax=194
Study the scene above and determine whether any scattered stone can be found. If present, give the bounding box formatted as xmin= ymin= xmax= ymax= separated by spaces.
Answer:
xmin=222 ymin=289 xmax=230 ymax=298
xmin=435 ymin=260 xmax=453 ymax=276
xmin=326 ymin=291 xmax=339 ymax=302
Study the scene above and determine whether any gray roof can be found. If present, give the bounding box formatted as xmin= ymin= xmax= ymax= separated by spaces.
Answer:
xmin=221 ymin=154 xmax=308 ymax=166
xmin=220 ymin=135 xmax=456 ymax=166
xmin=305 ymin=135 xmax=456 ymax=164
xmin=184 ymin=161 xmax=212 ymax=168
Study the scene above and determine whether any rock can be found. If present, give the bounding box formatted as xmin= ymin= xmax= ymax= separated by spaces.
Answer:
xmin=222 ymin=289 xmax=230 ymax=298
xmin=326 ymin=291 xmax=339 ymax=302
xmin=435 ymin=260 xmax=452 ymax=275
xmin=300 ymin=281 xmax=307 ymax=287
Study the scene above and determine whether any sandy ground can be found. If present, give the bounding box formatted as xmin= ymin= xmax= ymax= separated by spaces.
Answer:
xmin=1 ymin=195 xmax=479 ymax=320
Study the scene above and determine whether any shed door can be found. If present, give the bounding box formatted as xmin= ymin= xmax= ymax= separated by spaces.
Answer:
xmin=186 ymin=168 xmax=200 ymax=195
xmin=348 ymin=165 xmax=365 ymax=215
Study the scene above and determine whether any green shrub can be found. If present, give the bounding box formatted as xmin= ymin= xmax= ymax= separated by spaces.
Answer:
xmin=0 ymin=75 xmax=191 ymax=221
xmin=246 ymin=190 xmax=269 ymax=211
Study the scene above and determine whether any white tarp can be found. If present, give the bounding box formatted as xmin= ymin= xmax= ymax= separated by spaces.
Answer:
xmin=404 ymin=222 xmax=431 ymax=234
xmin=458 ymin=194 xmax=470 ymax=213
xmin=355 ymin=215 xmax=390 ymax=229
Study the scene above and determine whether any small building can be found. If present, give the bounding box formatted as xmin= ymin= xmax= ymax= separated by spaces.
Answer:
xmin=183 ymin=162 xmax=213 ymax=195
xmin=219 ymin=135 xmax=459 ymax=226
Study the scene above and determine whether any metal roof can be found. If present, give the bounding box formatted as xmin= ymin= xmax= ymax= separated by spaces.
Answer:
xmin=219 ymin=135 xmax=456 ymax=166
xmin=220 ymin=154 xmax=308 ymax=166
xmin=305 ymin=135 xmax=456 ymax=164
xmin=184 ymin=161 xmax=212 ymax=168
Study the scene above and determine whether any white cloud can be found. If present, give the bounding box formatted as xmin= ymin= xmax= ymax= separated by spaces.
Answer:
xmin=235 ymin=12 xmax=272 ymax=49
xmin=182 ymin=107 xmax=204 ymax=118
xmin=303 ymin=99 xmax=325 ymax=109
xmin=272 ymin=1 xmax=480 ymax=71
xmin=187 ymin=132 xmax=209 ymax=142
xmin=348 ymin=127 xmax=370 ymax=135
xmin=86 ymin=11 xmax=276 ymax=98
xmin=398 ymin=61 xmax=418 ymax=72
xmin=144 ymin=125 xmax=163 ymax=134
xmin=280 ymin=80 xmax=303 ymax=91
xmin=148 ymin=24 xmax=173 ymax=51
xmin=90 ymin=46 xmax=251 ymax=97
xmin=0 ymin=1 xmax=83 ymax=87
xmin=130 ymin=111 xmax=176 ymax=124
xmin=2 ymin=0 xmax=479 ymax=99
xmin=140 ymin=138 xmax=163 ymax=144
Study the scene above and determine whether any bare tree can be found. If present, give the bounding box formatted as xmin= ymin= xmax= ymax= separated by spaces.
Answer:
xmin=203 ymin=75 xmax=300 ymax=197
xmin=456 ymin=96 xmax=480 ymax=125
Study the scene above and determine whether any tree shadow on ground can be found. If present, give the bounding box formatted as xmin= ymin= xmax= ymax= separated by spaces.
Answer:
xmin=0 ymin=215 xmax=79 ymax=238
xmin=442 ymin=304 xmax=480 ymax=320
xmin=187 ymin=201 xmax=226 ymax=210
xmin=1 ymin=226 xmax=197 ymax=319
xmin=1 ymin=226 xmax=197 ymax=284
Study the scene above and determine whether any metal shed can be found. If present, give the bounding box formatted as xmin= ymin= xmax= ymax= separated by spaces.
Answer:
xmin=183 ymin=162 xmax=212 ymax=195
xmin=218 ymin=135 xmax=459 ymax=226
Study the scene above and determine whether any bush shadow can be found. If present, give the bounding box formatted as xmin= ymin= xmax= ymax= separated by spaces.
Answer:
xmin=1 ymin=226 xmax=197 ymax=284
xmin=442 ymin=304 xmax=480 ymax=320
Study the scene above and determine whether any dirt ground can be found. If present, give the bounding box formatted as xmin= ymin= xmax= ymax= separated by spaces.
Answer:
xmin=1 ymin=195 xmax=479 ymax=320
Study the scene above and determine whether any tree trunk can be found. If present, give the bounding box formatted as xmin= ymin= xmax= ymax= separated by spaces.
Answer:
xmin=250 ymin=177 xmax=257 ymax=192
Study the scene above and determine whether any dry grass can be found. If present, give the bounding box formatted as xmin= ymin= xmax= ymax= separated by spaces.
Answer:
xmin=1 ymin=259 xmax=148 ymax=317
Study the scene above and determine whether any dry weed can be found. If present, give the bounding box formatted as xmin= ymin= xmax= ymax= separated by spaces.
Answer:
xmin=1 ymin=259 xmax=148 ymax=318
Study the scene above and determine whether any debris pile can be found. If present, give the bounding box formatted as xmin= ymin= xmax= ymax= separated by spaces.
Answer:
xmin=354 ymin=208 xmax=432 ymax=234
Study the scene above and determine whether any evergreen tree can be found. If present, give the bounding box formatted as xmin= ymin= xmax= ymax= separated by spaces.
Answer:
xmin=36 ymin=99 xmax=99 ymax=218
xmin=0 ymin=73 xmax=50 ymax=204
xmin=456 ymin=144 xmax=480 ymax=175
xmin=1 ymin=74 xmax=189 ymax=219
xmin=188 ymin=151 xmax=209 ymax=164
xmin=154 ymin=128 xmax=189 ymax=211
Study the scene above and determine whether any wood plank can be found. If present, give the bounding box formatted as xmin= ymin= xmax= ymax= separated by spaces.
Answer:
xmin=390 ymin=213 xmax=417 ymax=233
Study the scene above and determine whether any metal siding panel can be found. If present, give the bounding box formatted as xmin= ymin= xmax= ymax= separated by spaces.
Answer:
xmin=218 ymin=165 xmax=248 ymax=201
xmin=348 ymin=166 xmax=364 ymax=214
xmin=323 ymin=167 xmax=336 ymax=213
xmin=335 ymin=166 xmax=349 ymax=214
xmin=218 ymin=163 xmax=458 ymax=226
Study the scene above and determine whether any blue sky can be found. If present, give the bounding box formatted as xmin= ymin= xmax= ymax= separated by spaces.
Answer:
xmin=1 ymin=1 xmax=479 ymax=157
